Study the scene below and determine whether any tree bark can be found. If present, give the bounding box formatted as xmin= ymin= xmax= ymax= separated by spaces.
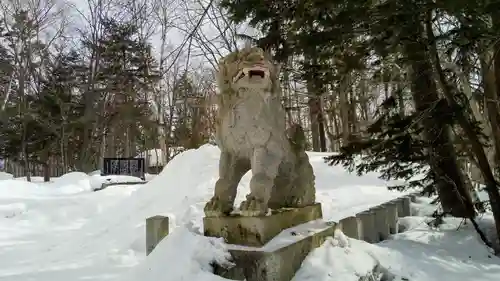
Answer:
xmin=403 ymin=17 xmax=475 ymax=218
xmin=338 ymin=75 xmax=351 ymax=146
xmin=307 ymin=76 xmax=321 ymax=152
xmin=426 ymin=13 xmax=500 ymax=237
xmin=479 ymin=54 xmax=500 ymax=174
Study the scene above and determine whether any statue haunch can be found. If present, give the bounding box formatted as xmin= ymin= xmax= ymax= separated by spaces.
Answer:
xmin=204 ymin=47 xmax=316 ymax=217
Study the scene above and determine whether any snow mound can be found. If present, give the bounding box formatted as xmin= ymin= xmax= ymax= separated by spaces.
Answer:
xmin=3 ymin=144 xmax=498 ymax=281
xmin=0 ymin=172 xmax=14 ymax=181
xmin=0 ymin=202 xmax=27 ymax=218
xmin=51 ymin=172 xmax=94 ymax=193
xmin=0 ymin=144 xmax=408 ymax=280
xmin=293 ymin=230 xmax=377 ymax=281
xmin=89 ymin=175 xmax=145 ymax=191
xmin=0 ymin=180 xmax=44 ymax=199
xmin=295 ymin=216 xmax=500 ymax=281
xmin=122 ymin=227 xmax=231 ymax=281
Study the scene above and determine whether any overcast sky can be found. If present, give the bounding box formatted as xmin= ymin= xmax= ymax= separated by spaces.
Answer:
xmin=65 ymin=0 xmax=259 ymax=71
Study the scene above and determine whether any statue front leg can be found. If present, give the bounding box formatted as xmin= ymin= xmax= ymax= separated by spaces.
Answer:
xmin=204 ymin=151 xmax=250 ymax=217
xmin=239 ymin=147 xmax=282 ymax=216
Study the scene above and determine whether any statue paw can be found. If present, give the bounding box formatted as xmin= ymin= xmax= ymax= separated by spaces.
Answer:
xmin=239 ymin=196 xmax=268 ymax=216
xmin=286 ymin=196 xmax=313 ymax=208
xmin=204 ymin=196 xmax=233 ymax=217
xmin=286 ymin=196 xmax=302 ymax=207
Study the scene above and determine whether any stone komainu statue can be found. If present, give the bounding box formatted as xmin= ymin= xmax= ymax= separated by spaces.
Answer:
xmin=204 ymin=47 xmax=316 ymax=217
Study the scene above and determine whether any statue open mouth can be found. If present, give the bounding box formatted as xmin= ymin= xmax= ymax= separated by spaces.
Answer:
xmin=248 ymin=69 xmax=265 ymax=78
xmin=233 ymin=66 xmax=268 ymax=83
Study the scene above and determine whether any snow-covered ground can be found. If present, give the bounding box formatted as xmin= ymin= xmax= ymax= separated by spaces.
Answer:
xmin=0 ymin=144 xmax=498 ymax=281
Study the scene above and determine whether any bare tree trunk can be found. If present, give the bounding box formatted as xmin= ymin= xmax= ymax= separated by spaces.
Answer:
xmin=338 ymin=75 xmax=350 ymax=146
xmin=404 ymin=18 xmax=475 ymax=218
xmin=348 ymin=86 xmax=358 ymax=134
xmin=425 ymin=14 xmax=500 ymax=237
xmin=480 ymin=53 xmax=500 ymax=174
xmin=308 ymin=93 xmax=321 ymax=152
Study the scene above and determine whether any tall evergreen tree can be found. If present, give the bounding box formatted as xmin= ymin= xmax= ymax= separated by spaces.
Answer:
xmin=219 ymin=0 xmax=500 ymax=225
xmin=82 ymin=18 xmax=160 ymax=160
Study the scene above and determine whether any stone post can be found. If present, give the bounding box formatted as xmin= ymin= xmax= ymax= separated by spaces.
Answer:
xmin=382 ymin=201 xmax=398 ymax=234
xmin=401 ymin=196 xmax=412 ymax=217
xmin=339 ymin=216 xmax=361 ymax=239
xmin=391 ymin=198 xmax=404 ymax=219
xmin=370 ymin=206 xmax=389 ymax=242
xmin=356 ymin=211 xmax=377 ymax=243
xmin=146 ymin=215 xmax=169 ymax=255
xmin=408 ymin=193 xmax=418 ymax=203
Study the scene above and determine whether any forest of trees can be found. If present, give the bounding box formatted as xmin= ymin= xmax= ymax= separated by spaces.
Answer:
xmin=0 ymin=0 xmax=220 ymax=179
xmin=1 ymin=0 xmax=500 ymax=245
xmin=219 ymin=0 xmax=500 ymax=246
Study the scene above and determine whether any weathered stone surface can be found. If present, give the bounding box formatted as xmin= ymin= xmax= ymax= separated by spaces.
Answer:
xmin=339 ymin=216 xmax=361 ymax=239
xmin=382 ymin=201 xmax=398 ymax=234
xmin=370 ymin=206 xmax=389 ymax=241
xmin=213 ymin=220 xmax=336 ymax=281
xmin=204 ymin=203 xmax=322 ymax=247
xmin=356 ymin=210 xmax=377 ymax=243
xmin=146 ymin=215 xmax=169 ymax=255
xmin=401 ymin=196 xmax=412 ymax=217
xmin=204 ymin=46 xmax=316 ymax=217
xmin=391 ymin=197 xmax=411 ymax=233
xmin=408 ymin=193 xmax=418 ymax=203
xmin=391 ymin=198 xmax=405 ymax=220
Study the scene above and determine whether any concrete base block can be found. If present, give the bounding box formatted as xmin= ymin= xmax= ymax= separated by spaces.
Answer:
xmin=213 ymin=220 xmax=336 ymax=281
xmin=370 ymin=206 xmax=389 ymax=241
xmin=382 ymin=201 xmax=398 ymax=234
xmin=391 ymin=196 xmax=412 ymax=217
xmin=401 ymin=196 xmax=412 ymax=216
xmin=408 ymin=194 xmax=418 ymax=203
xmin=146 ymin=215 xmax=169 ymax=255
xmin=356 ymin=211 xmax=377 ymax=243
xmin=204 ymin=203 xmax=322 ymax=247
xmin=391 ymin=198 xmax=404 ymax=220
xmin=339 ymin=216 xmax=361 ymax=239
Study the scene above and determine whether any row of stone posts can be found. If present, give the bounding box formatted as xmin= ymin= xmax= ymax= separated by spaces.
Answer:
xmin=338 ymin=193 xmax=416 ymax=243
xmin=145 ymin=193 xmax=418 ymax=256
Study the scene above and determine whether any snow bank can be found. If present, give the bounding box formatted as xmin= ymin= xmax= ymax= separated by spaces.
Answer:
xmin=122 ymin=227 xmax=231 ymax=281
xmin=0 ymin=202 xmax=27 ymax=218
xmin=2 ymin=144 xmax=498 ymax=281
xmin=0 ymin=172 xmax=14 ymax=181
xmin=0 ymin=180 xmax=45 ymax=199
xmin=295 ymin=210 xmax=500 ymax=281
xmin=52 ymin=171 xmax=145 ymax=193
xmin=137 ymin=147 xmax=184 ymax=167
xmin=0 ymin=171 xmax=144 ymax=198
xmin=0 ymin=144 xmax=408 ymax=280
xmin=370 ymin=216 xmax=500 ymax=281
xmin=293 ymin=230 xmax=377 ymax=281
xmin=51 ymin=172 xmax=94 ymax=193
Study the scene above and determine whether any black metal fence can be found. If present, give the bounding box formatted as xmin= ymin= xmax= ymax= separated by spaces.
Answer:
xmin=102 ymin=158 xmax=146 ymax=180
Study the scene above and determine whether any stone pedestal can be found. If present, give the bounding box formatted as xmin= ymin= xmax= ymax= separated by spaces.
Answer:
xmin=213 ymin=220 xmax=336 ymax=281
xmin=204 ymin=203 xmax=322 ymax=247
xmin=206 ymin=203 xmax=332 ymax=281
